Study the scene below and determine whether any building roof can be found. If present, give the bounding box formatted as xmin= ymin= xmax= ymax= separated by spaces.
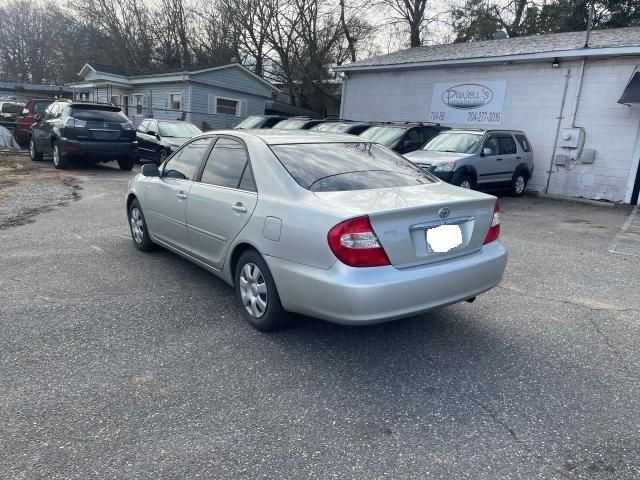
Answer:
xmin=337 ymin=26 xmax=640 ymax=72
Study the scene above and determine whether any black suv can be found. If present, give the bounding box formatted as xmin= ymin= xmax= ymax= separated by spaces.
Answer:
xmin=359 ymin=122 xmax=449 ymax=155
xmin=29 ymin=100 xmax=138 ymax=170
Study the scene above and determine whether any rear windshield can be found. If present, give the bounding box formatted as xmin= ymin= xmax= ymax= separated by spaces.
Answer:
xmin=359 ymin=126 xmax=406 ymax=148
xmin=270 ymin=142 xmax=435 ymax=192
xmin=312 ymin=123 xmax=350 ymax=133
xmin=1 ymin=103 xmax=24 ymax=114
xmin=275 ymin=119 xmax=309 ymax=129
xmin=235 ymin=116 xmax=266 ymax=129
xmin=34 ymin=101 xmax=52 ymax=113
xmin=70 ymin=106 xmax=128 ymax=122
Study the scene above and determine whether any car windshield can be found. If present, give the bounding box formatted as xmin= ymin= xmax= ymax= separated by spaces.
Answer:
xmin=235 ymin=116 xmax=266 ymax=129
xmin=423 ymin=132 xmax=482 ymax=154
xmin=359 ymin=126 xmax=406 ymax=148
xmin=275 ymin=119 xmax=309 ymax=129
xmin=158 ymin=122 xmax=202 ymax=137
xmin=312 ymin=123 xmax=350 ymax=133
xmin=70 ymin=106 xmax=129 ymax=122
xmin=270 ymin=142 xmax=435 ymax=192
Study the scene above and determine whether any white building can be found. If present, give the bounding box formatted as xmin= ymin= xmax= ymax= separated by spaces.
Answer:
xmin=337 ymin=27 xmax=640 ymax=205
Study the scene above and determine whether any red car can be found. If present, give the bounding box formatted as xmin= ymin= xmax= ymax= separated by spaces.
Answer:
xmin=15 ymin=98 xmax=53 ymax=146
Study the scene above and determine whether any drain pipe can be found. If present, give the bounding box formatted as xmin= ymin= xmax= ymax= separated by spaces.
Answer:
xmin=570 ymin=58 xmax=586 ymax=128
xmin=545 ymin=68 xmax=572 ymax=194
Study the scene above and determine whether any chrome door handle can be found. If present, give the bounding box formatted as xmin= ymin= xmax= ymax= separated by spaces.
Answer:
xmin=232 ymin=203 xmax=247 ymax=213
xmin=176 ymin=193 xmax=188 ymax=199
xmin=516 ymin=156 xmax=522 ymax=160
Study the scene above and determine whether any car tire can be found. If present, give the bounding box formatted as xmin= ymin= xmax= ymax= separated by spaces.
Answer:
xmin=118 ymin=157 xmax=135 ymax=171
xmin=52 ymin=141 xmax=69 ymax=169
xmin=452 ymin=173 xmax=473 ymax=189
xmin=235 ymin=249 xmax=289 ymax=332
xmin=511 ymin=171 xmax=528 ymax=196
xmin=29 ymin=137 xmax=43 ymax=161
xmin=128 ymin=199 xmax=154 ymax=252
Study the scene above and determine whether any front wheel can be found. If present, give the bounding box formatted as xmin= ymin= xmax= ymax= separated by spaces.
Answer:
xmin=235 ymin=250 xmax=289 ymax=332
xmin=453 ymin=173 xmax=473 ymax=189
xmin=158 ymin=149 xmax=168 ymax=165
xmin=511 ymin=171 xmax=528 ymax=196
xmin=128 ymin=199 xmax=154 ymax=251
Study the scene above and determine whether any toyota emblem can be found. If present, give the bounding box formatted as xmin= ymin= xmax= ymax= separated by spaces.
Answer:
xmin=104 ymin=123 xmax=109 ymax=128
xmin=438 ymin=207 xmax=450 ymax=219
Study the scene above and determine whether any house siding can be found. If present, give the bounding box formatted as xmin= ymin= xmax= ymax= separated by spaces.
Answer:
xmin=189 ymin=83 xmax=267 ymax=130
xmin=341 ymin=57 xmax=640 ymax=204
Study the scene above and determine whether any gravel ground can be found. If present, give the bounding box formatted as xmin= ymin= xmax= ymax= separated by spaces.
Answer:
xmin=0 ymin=161 xmax=639 ymax=479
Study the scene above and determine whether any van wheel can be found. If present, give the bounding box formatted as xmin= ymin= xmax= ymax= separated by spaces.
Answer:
xmin=29 ymin=138 xmax=43 ymax=161
xmin=52 ymin=141 xmax=68 ymax=169
xmin=511 ymin=172 xmax=527 ymax=196
xmin=235 ymin=250 xmax=289 ymax=332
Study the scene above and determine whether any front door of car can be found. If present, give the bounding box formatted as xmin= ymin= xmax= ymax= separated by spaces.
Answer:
xmin=144 ymin=138 xmax=212 ymax=252
xmin=186 ymin=136 xmax=258 ymax=270
xmin=34 ymin=103 xmax=57 ymax=152
xmin=497 ymin=134 xmax=520 ymax=180
xmin=477 ymin=135 xmax=503 ymax=185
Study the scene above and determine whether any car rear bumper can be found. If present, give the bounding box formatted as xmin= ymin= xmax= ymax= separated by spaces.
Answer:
xmin=59 ymin=138 xmax=138 ymax=160
xmin=266 ymin=241 xmax=508 ymax=325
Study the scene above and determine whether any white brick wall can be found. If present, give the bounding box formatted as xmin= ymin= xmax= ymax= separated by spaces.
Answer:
xmin=342 ymin=57 xmax=640 ymax=204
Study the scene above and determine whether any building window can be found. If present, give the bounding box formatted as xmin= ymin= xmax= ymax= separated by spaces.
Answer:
xmin=169 ymin=93 xmax=182 ymax=110
xmin=110 ymin=95 xmax=120 ymax=107
xmin=79 ymin=92 xmax=89 ymax=101
xmin=134 ymin=95 xmax=144 ymax=115
xmin=216 ymin=97 xmax=240 ymax=116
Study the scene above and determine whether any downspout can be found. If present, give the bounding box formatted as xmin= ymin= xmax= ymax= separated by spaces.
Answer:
xmin=570 ymin=58 xmax=586 ymax=128
xmin=545 ymin=68 xmax=572 ymax=194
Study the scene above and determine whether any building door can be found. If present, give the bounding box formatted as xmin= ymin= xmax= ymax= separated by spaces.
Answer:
xmin=122 ymin=96 xmax=129 ymax=116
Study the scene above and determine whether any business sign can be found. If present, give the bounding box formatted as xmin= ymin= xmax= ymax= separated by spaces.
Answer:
xmin=429 ymin=80 xmax=507 ymax=125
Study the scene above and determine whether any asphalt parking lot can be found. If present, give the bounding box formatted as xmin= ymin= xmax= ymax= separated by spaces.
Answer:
xmin=1 ymin=161 xmax=639 ymax=479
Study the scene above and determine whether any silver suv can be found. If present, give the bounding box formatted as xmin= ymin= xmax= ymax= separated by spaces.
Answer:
xmin=404 ymin=129 xmax=534 ymax=196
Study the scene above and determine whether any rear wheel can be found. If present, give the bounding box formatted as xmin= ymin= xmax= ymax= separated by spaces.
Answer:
xmin=118 ymin=157 xmax=135 ymax=171
xmin=29 ymin=138 xmax=43 ymax=161
xmin=158 ymin=149 xmax=168 ymax=165
xmin=511 ymin=171 xmax=527 ymax=196
xmin=52 ymin=141 xmax=69 ymax=169
xmin=235 ymin=250 xmax=289 ymax=332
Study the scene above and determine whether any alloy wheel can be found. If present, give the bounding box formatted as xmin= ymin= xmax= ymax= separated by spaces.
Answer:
xmin=130 ymin=207 xmax=144 ymax=244
xmin=460 ymin=179 xmax=471 ymax=189
xmin=29 ymin=140 xmax=35 ymax=160
xmin=239 ymin=262 xmax=268 ymax=318
xmin=515 ymin=175 xmax=526 ymax=194
xmin=53 ymin=144 xmax=60 ymax=167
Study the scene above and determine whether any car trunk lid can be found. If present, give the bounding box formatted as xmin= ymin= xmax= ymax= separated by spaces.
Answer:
xmin=314 ymin=182 xmax=496 ymax=268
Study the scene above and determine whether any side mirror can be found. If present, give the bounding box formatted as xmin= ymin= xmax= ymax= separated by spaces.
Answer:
xmin=141 ymin=163 xmax=160 ymax=177
xmin=146 ymin=130 xmax=156 ymax=137
xmin=482 ymin=147 xmax=493 ymax=156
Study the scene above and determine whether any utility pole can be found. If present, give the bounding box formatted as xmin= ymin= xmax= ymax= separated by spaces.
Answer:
xmin=584 ymin=0 xmax=595 ymax=48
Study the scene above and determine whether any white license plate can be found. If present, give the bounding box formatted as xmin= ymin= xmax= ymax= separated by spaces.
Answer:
xmin=426 ymin=224 xmax=463 ymax=253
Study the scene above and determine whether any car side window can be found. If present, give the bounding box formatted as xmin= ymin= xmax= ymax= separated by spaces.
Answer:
xmin=421 ymin=127 xmax=440 ymax=144
xmin=200 ymin=137 xmax=252 ymax=190
xmin=162 ymin=138 xmax=211 ymax=180
xmin=147 ymin=121 xmax=157 ymax=135
xmin=484 ymin=136 xmax=499 ymax=155
xmin=498 ymin=135 xmax=517 ymax=155
xmin=515 ymin=134 xmax=531 ymax=152
xmin=238 ymin=164 xmax=257 ymax=192
xmin=137 ymin=120 xmax=149 ymax=133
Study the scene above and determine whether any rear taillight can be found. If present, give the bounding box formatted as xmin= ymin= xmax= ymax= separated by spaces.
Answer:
xmin=483 ymin=200 xmax=501 ymax=244
xmin=328 ymin=216 xmax=390 ymax=267
xmin=63 ymin=117 xmax=87 ymax=128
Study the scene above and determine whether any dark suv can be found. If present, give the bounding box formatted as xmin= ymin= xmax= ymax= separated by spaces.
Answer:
xmin=29 ymin=100 xmax=138 ymax=170
xmin=359 ymin=122 xmax=449 ymax=155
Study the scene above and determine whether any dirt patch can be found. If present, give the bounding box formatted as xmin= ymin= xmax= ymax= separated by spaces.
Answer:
xmin=0 ymin=151 xmax=81 ymax=229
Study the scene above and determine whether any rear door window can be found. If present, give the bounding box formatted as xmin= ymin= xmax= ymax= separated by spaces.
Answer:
xmin=515 ymin=134 xmax=531 ymax=152
xmin=270 ymin=142 xmax=434 ymax=192
xmin=200 ymin=137 xmax=250 ymax=189
xmin=497 ymin=135 xmax=517 ymax=155
xmin=406 ymin=128 xmax=424 ymax=148
xmin=162 ymin=138 xmax=211 ymax=180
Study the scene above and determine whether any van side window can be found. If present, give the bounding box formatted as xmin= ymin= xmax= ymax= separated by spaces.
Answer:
xmin=515 ymin=134 xmax=531 ymax=152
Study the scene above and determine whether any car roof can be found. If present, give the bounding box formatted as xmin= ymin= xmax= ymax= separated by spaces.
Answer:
xmin=198 ymin=129 xmax=367 ymax=145
xmin=443 ymin=128 xmax=526 ymax=135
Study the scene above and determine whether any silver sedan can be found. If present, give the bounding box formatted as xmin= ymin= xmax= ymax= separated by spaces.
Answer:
xmin=126 ymin=130 xmax=507 ymax=331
